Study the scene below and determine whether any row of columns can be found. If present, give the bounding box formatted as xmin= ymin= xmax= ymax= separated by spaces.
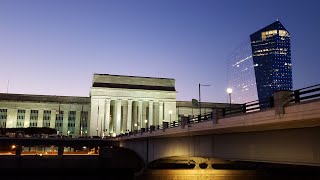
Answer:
xmin=93 ymin=99 xmax=169 ymax=136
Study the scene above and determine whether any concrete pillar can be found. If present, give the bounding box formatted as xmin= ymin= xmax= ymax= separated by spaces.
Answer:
xmin=105 ymin=99 xmax=111 ymax=135
xmin=62 ymin=110 xmax=68 ymax=135
xmin=89 ymin=98 xmax=99 ymax=136
xmin=37 ymin=110 xmax=44 ymax=128
xmin=159 ymin=101 xmax=163 ymax=125
xmin=50 ymin=110 xmax=56 ymax=129
xmin=24 ymin=109 xmax=31 ymax=128
xmin=212 ymin=109 xmax=219 ymax=124
xmin=148 ymin=101 xmax=153 ymax=127
xmin=138 ymin=100 xmax=143 ymax=130
xmin=127 ymin=99 xmax=133 ymax=132
xmin=6 ymin=109 xmax=17 ymax=128
xmin=15 ymin=145 xmax=22 ymax=156
xmin=132 ymin=101 xmax=137 ymax=131
xmin=97 ymin=100 xmax=106 ymax=137
xmin=58 ymin=146 xmax=64 ymax=157
xmin=274 ymin=90 xmax=292 ymax=115
xmin=75 ymin=111 xmax=81 ymax=136
xmin=116 ymin=99 xmax=122 ymax=135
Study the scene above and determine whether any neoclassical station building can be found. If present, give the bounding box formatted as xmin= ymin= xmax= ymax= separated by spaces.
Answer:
xmin=0 ymin=74 xmax=227 ymax=136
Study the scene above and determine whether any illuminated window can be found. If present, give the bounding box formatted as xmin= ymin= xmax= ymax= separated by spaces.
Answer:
xmin=17 ymin=109 xmax=25 ymax=128
xmin=30 ymin=110 xmax=38 ymax=127
xmin=0 ymin=109 xmax=7 ymax=128
xmin=43 ymin=110 xmax=51 ymax=127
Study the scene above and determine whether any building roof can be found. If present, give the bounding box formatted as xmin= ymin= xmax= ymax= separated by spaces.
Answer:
xmin=0 ymin=93 xmax=90 ymax=104
xmin=94 ymin=73 xmax=175 ymax=80
xmin=92 ymin=73 xmax=176 ymax=91
xmin=251 ymin=20 xmax=288 ymax=36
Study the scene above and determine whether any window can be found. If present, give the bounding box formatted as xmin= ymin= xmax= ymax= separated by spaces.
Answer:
xmin=68 ymin=111 xmax=76 ymax=135
xmin=0 ymin=109 xmax=7 ymax=128
xmin=80 ymin=111 xmax=88 ymax=135
xmin=17 ymin=109 xmax=25 ymax=128
xmin=55 ymin=111 xmax=63 ymax=133
xmin=30 ymin=110 xmax=38 ymax=127
xmin=43 ymin=110 xmax=51 ymax=127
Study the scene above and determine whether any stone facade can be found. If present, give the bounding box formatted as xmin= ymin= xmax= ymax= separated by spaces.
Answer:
xmin=0 ymin=74 xmax=228 ymax=136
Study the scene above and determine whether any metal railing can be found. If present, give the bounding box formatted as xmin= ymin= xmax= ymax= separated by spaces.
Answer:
xmin=291 ymin=84 xmax=320 ymax=103
xmin=118 ymin=83 xmax=320 ymax=138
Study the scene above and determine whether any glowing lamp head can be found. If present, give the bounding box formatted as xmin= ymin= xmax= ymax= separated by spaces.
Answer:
xmin=227 ymin=88 xmax=233 ymax=94
xmin=169 ymin=110 xmax=173 ymax=115
xmin=144 ymin=120 xmax=148 ymax=123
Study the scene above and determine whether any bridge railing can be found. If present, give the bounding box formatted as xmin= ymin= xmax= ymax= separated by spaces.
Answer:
xmin=122 ymin=84 xmax=320 ymax=137
xmin=290 ymin=84 xmax=320 ymax=103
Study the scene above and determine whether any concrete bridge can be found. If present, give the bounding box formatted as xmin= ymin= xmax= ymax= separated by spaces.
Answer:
xmin=118 ymin=86 xmax=320 ymax=167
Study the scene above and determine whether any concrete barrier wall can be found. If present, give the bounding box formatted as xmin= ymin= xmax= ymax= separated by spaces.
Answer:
xmin=121 ymin=126 xmax=320 ymax=166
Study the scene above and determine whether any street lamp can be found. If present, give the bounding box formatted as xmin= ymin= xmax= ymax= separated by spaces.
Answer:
xmin=227 ymin=88 xmax=233 ymax=107
xmin=168 ymin=110 xmax=172 ymax=126
xmin=144 ymin=119 xmax=148 ymax=130
xmin=199 ymin=84 xmax=211 ymax=116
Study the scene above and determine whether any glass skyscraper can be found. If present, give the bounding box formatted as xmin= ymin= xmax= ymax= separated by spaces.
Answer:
xmin=228 ymin=20 xmax=292 ymax=104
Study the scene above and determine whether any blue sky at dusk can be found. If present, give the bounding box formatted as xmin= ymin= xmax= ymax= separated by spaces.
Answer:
xmin=0 ymin=0 xmax=319 ymax=103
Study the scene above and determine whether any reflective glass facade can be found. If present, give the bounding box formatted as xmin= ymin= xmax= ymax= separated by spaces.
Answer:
xmin=227 ymin=38 xmax=258 ymax=104
xmin=228 ymin=21 xmax=292 ymax=104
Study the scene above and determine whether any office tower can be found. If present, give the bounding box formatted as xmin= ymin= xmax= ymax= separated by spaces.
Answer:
xmin=228 ymin=20 xmax=292 ymax=104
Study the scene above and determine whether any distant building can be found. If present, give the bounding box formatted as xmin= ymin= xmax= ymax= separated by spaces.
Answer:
xmin=228 ymin=20 xmax=293 ymax=104
xmin=0 ymin=74 xmax=228 ymax=136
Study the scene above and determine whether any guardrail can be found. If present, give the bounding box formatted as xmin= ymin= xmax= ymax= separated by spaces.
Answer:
xmin=119 ymin=84 xmax=320 ymax=138
xmin=291 ymin=84 xmax=320 ymax=103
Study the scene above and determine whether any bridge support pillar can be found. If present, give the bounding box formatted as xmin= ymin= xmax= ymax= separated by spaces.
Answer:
xmin=212 ymin=109 xmax=219 ymax=124
xmin=15 ymin=145 xmax=22 ymax=156
xmin=58 ymin=146 xmax=64 ymax=157
xmin=274 ymin=90 xmax=292 ymax=115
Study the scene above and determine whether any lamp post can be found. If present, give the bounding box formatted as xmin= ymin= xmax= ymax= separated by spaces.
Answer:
xmin=168 ymin=110 xmax=172 ymax=126
xmin=144 ymin=119 xmax=148 ymax=130
xmin=199 ymin=84 xmax=211 ymax=116
xmin=227 ymin=88 xmax=233 ymax=108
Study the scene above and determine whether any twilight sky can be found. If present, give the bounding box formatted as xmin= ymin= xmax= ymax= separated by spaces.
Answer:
xmin=0 ymin=0 xmax=319 ymax=103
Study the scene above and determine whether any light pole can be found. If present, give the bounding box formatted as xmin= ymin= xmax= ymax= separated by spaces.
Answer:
xmin=199 ymin=84 xmax=210 ymax=116
xmin=227 ymin=88 xmax=233 ymax=108
xmin=144 ymin=119 xmax=148 ymax=130
xmin=168 ymin=110 xmax=172 ymax=126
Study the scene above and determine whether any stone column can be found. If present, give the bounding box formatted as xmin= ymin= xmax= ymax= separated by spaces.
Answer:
xmin=148 ymin=101 xmax=153 ymax=127
xmin=37 ymin=110 xmax=44 ymax=128
xmin=75 ymin=111 xmax=81 ymax=136
xmin=115 ymin=99 xmax=122 ymax=135
xmin=127 ymin=99 xmax=133 ymax=132
xmin=138 ymin=100 xmax=143 ymax=130
xmin=6 ymin=109 xmax=17 ymax=128
xmin=159 ymin=101 xmax=164 ymax=124
xmin=132 ymin=101 xmax=137 ymax=130
xmin=62 ymin=110 xmax=69 ymax=135
xmin=105 ymin=99 xmax=111 ymax=135
xmin=24 ymin=109 xmax=31 ymax=128
xmin=50 ymin=110 xmax=56 ymax=129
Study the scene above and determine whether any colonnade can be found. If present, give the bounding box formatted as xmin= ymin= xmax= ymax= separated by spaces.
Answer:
xmin=91 ymin=98 xmax=176 ymax=136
